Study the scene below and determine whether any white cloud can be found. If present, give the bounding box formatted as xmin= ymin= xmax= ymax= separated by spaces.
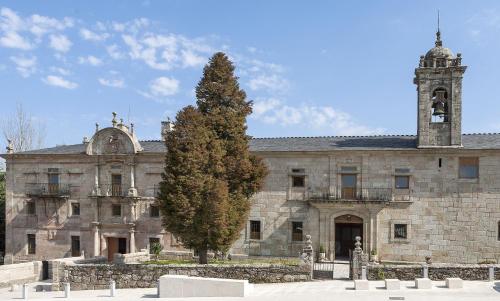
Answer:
xmin=248 ymin=74 xmax=289 ymax=93
xmin=29 ymin=14 xmax=73 ymax=37
xmin=42 ymin=75 xmax=78 ymax=89
xmin=106 ymin=44 xmax=125 ymax=59
xmin=150 ymin=76 xmax=179 ymax=96
xmin=78 ymin=55 xmax=102 ymax=66
xmin=10 ymin=55 xmax=36 ymax=77
xmin=49 ymin=34 xmax=72 ymax=52
xmin=98 ymin=77 xmax=124 ymax=88
xmin=122 ymin=33 xmax=213 ymax=70
xmin=80 ymin=28 xmax=109 ymax=41
xmin=0 ymin=31 xmax=32 ymax=49
xmin=252 ymin=99 xmax=385 ymax=136
xmin=50 ymin=66 xmax=70 ymax=76
xmin=139 ymin=76 xmax=179 ymax=101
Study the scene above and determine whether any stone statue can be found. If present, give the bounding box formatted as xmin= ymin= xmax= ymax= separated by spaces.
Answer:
xmin=300 ymin=234 xmax=314 ymax=265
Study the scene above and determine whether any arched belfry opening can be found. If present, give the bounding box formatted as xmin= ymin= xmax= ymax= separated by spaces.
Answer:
xmin=431 ymin=87 xmax=449 ymax=122
xmin=334 ymin=214 xmax=363 ymax=258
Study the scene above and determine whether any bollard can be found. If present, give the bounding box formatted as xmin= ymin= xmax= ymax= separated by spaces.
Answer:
xmin=157 ymin=280 xmax=160 ymax=297
xmin=110 ymin=280 xmax=116 ymax=297
xmin=489 ymin=266 xmax=495 ymax=282
xmin=22 ymin=283 xmax=28 ymax=300
xmin=361 ymin=266 xmax=367 ymax=280
xmin=64 ymin=282 xmax=70 ymax=298
xmin=423 ymin=265 xmax=428 ymax=278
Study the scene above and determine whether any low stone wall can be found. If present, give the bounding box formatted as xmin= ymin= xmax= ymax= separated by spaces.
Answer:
xmin=367 ymin=264 xmax=500 ymax=281
xmin=113 ymin=250 xmax=150 ymax=264
xmin=0 ymin=261 xmax=42 ymax=288
xmin=61 ymin=263 xmax=311 ymax=290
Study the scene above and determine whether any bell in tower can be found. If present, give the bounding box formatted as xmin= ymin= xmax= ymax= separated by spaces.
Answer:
xmin=414 ymin=20 xmax=467 ymax=148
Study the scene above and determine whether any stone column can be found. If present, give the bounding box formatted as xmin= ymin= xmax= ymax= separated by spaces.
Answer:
xmin=128 ymin=164 xmax=138 ymax=197
xmin=129 ymin=228 xmax=136 ymax=253
xmin=100 ymin=233 xmax=107 ymax=256
xmin=92 ymin=164 xmax=101 ymax=195
xmin=92 ymin=223 xmax=100 ymax=257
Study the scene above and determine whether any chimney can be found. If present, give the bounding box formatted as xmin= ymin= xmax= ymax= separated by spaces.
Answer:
xmin=161 ymin=119 xmax=174 ymax=141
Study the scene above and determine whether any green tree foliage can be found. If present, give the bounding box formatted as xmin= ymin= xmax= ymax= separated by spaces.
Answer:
xmin=159 ymin=52 xmax=268 ymax=264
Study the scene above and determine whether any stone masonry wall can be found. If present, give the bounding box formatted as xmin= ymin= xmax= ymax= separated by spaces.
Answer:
xmin=367 ymin=264 xmax=500 ymax=281
xmin=60 ymin=263 xmax=311 ymax=290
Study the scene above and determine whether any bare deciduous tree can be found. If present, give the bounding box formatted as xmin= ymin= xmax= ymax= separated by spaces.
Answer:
xmin=2 ymin=103 xmax=46 ymax=152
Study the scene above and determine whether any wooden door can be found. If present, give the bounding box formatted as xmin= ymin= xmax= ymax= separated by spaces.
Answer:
xmin=107 ymin=237 xmax=118 ymax=261
xmin=335 ymin=223 xmax=363 ymax=257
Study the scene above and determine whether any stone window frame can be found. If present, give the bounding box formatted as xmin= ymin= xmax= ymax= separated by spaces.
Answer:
xmin=458 ymin=157 xmax=479 ymax=180
xmin=289 ymin=167 xmax=307 ymax=190
xmin=70 ymin=201 xmax=80 ymax=217
xmin=247 ymin=218 xmax=263 ymax=241
xmin=390 ymin=220 xmax=411 ymax=243
xmin=149 ymin=203 xmax=160 ymax=218
xmin=26 ymin=232 xmax=36 ymax=255
xmin=111 ymin=203 xmax=122 ymax=217
xmin=25 ymin=200 xmax=36 ymax=215
xmin=289 ymin=220 xmax=304 ymax=243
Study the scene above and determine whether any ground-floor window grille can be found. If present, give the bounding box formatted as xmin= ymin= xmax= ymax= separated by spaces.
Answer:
xmin=394 ymin=224 xmax=407 ymax=239
xmin=292 ymin=221 xmax=303 ymax=241
xmin=250 ymin=220 xmax=261 ymax=240
xmin=71 ymin=236 xmax=80 ymax=257
xmin=27 ymin=234 xmax=36 ymax=254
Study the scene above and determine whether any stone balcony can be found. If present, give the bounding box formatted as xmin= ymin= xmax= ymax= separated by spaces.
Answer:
xmin=307 ymin=187 xmax=412 ymax=203
xmin=25 ymin=183 xmax=75 ymax=198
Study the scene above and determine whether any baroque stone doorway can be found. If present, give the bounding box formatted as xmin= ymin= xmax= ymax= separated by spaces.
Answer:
xmin=334 ymin=215 xmax=363 ymax=259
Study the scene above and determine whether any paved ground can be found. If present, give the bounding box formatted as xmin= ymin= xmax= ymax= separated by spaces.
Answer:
xmin=1 ymin=280 xmax=499 ymax=301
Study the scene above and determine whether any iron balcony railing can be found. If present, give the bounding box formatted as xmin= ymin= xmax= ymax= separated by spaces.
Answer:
xmin=91 ymin=184 xmax=127 ymax=197
xmin=308 ymin=187 xmax=395 ymax=202
xmin=25 ymin=183 xmax=72 ymax=197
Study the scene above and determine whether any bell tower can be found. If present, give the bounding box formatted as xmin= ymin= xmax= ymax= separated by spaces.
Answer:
xmin=414 ymin=27 xmax=467 ymax=148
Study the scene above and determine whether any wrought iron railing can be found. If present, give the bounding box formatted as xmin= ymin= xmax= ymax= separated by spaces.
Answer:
xmin=91 ymin=184 xmax=127 ymax=197
xmin=308 ymin=187 xmax=395 ymax=202
xmin=25 ymin=183 xmax=72 ymax=197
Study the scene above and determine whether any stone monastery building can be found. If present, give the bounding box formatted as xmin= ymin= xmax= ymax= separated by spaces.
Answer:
xmin=2 ymin=30 xmax=500 ymax=264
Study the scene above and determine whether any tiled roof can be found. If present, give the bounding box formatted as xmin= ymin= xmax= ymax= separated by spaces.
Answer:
xmin=9 ymin=133 xmax=500 ymax=155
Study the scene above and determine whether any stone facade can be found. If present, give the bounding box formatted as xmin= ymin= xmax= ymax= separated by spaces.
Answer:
xmin=1 ymin=30 xmax=500 ymax=265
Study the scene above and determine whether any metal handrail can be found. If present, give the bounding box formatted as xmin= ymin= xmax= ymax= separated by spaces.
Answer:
xmin=25 ymin=183 xmax=72 ymax=197
xmin=308 ymin=187 xmax=394 ymax=201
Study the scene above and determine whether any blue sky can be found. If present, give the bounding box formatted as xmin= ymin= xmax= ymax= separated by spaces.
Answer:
xmin=1 ymin=0 xmax=500 ymax=151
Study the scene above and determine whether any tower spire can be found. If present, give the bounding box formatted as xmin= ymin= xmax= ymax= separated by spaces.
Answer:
xmin=435 ymin=10 xmax=442 ymax=47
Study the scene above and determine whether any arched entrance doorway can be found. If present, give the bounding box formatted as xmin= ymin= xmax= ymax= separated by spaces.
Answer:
xmin=334 ymin=214 xmax=363 ymax=259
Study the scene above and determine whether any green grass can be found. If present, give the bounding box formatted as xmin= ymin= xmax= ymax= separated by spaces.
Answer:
xmin=144 ymin=258 xmax=301 ymax=266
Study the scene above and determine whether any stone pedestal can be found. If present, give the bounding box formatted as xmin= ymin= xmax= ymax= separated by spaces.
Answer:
xmin=384 ymin=279 xmax=400 ymax=290
xmin=158 ymin=275 xmax=251 ymax=298
xmin=445 ymin=278 xmax=463 ymax=289
xmin=354 ymin=279 xmax=369 ymax=290
xmin=415 ymin=278 xmax=432 ymax=289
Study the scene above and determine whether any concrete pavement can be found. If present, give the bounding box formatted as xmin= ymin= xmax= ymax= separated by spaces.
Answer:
xmin=0 ymin=280 xmax=498 ymax=301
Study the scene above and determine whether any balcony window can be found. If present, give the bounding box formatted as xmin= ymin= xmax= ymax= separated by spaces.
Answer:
xmin=48 ymin=173 xmax=59 ymax=194
xmin=395 ymin=176 xmax=410 ymax=189
xmin=150 ymin=204 xmax=160 ymax=217
xmin=291 ymin=221 xmax=303 ymax=242
xmin=71 ymin=202 xmax=80 ymax=216
xmin=341 ymin=174 xmax=357 ymax=199
xmin=71 ymin=236 xmax=80 ymax=257
xmin=459 ymin=157 xmax=479 ymax=179
xmin=26 ymin=201 xmax=36 ymax=215
xmin=27 ymin=234 xmax=36 ymax=254
xmin=292 ymin=175 xmax=305 ymax=188
xmin=250 ymin=220 xmax=261 ymax=240
xmin=111 ymin=174 xmax=122 ymax=196
xmin=394 ymin=224 xmax=407 ymax=239
xmin=112 ymin=204 xmax=121 ymax=217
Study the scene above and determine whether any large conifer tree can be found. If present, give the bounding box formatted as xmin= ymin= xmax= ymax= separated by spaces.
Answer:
xmin=159 ymin=52 xmax=267 ymax=264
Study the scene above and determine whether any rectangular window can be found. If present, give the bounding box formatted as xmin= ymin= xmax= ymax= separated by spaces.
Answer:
xmin=111 ymin=174 xmax=122 ymax=196
xmin=71 ymin=236 xmax=80 ymax=257
xmin=112 ymin=204 xmax=121 ymax=217
xmin=27 ymin=234 xmax=36 ymax=254
xmin=292 ymin=221 xmax=303 ymax=242
xmin=71 ymin=203 xmax=80 ymax=216
xmin=150 ymin=204 xmax=160 ymax=217
xmin=341 ymin=174 xmax=357 ymax=199
xmin=394 ymin=224 xmax=407 ymax=239
xmin=292 ymin=175 xmax=305 ymax=188
xmin=250 ymin=220 xmax=261 ymax=240
xmin=26 ymin=201 xmax=36 ymax=215
xmin=459 ymin=157 xmax=479 ymax=179
xmin=149 ymin=237 xmax=160 ymax=254
xmin=395 ymin=176 xmax=410 ymax=189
